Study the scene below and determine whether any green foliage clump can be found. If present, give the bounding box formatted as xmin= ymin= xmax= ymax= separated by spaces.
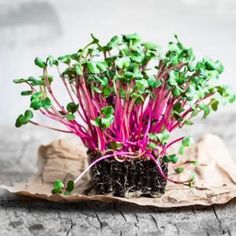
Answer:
xmin=14 ymin=33 xmax=235 ymax=193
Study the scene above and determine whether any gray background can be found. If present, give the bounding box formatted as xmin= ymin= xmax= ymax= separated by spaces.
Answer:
xmin=0 ymin=3 xmax=236 ymax=235
xmin=0 ymin=0 xmax=236 ymax=126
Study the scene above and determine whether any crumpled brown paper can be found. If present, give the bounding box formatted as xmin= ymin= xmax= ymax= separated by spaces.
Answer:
xmin=1 ymin=134 xmax=236 ymax=208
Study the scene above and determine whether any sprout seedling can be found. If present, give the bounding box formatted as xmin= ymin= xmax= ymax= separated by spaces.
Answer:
xmin=14 ymin=33 xmax=235 ymax=195
xmin=51 ymin=179 xmax=75 ymax=195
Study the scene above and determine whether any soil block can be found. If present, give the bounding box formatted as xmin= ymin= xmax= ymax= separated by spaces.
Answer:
xmin=88 ymin=150 xmax=168 ymax=197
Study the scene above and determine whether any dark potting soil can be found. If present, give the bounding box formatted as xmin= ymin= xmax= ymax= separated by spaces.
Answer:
xmin=88 ymin=150 xmax=168 ymax=197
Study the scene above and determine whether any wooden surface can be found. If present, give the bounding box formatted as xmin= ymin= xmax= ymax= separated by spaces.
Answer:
xmin=0 ymin=120 xmax=236 ymax=236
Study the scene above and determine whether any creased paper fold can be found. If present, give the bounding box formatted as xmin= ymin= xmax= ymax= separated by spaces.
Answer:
xmin=1 ymin=134 xmax=236 ymax=208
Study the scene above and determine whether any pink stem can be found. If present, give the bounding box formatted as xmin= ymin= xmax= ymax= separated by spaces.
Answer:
xmin=74 ymin=151 xmax=136 ymax=184
xmin=57 ymin=67 xmax=75 ymax=103
xmin=29 ymin=120 xmax=72 ymax=133
xmin=166 ymin=136 xmax=184 ymax=149
xmin=146 ymin=152 xmax=191 ymax=184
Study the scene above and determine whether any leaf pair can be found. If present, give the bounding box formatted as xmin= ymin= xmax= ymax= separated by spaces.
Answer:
xmin=178 ymin=136 xmax=194 ymax=155
xmin=149 ymin=130 xmax=170 ymax=145
xmin=14 ymin=76 xmax=53 ymax=87
xmin=15 ymin=110 xmax=33 ymax=128
xmin=87 ymin=61 xmax=108 ymax=74
xmin=51 ymin=179 xmax=75 ymax=195
xmin=66 ymin=102 xmax=79 ymax=121
xmin=34 ymin=57 xmax=47 ymax=68
xmin=30 ymin=92 xmax=52 ymax=110
xmin=163 ymin=154 xmax=178 ymax=164
xmin=91 ymin=106 xmax=114 ymax=129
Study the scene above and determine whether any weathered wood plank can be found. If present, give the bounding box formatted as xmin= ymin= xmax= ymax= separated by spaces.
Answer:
xmin=1 ymin=199 xmax=236 ymax=236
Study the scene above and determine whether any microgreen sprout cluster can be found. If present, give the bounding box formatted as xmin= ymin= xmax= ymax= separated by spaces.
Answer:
xmin=15 ymin=33 xmax=235 ymax=190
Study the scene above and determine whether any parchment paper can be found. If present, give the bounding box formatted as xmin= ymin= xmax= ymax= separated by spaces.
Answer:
xmin=1 ymin=134 xmax=236 ymax=208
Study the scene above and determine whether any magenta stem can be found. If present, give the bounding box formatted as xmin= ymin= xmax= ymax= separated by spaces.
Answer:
xmin=146 ymin=152 xmax=191 ymax=184
xmin=29 ymin=120 xmax=72 ymax=133
xmin=74 ymin=151 xmax=136 ymax=184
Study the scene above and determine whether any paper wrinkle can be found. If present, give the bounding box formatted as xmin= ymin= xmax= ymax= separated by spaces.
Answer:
xmin=1 ymin=134 xmax=236 ymax=208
